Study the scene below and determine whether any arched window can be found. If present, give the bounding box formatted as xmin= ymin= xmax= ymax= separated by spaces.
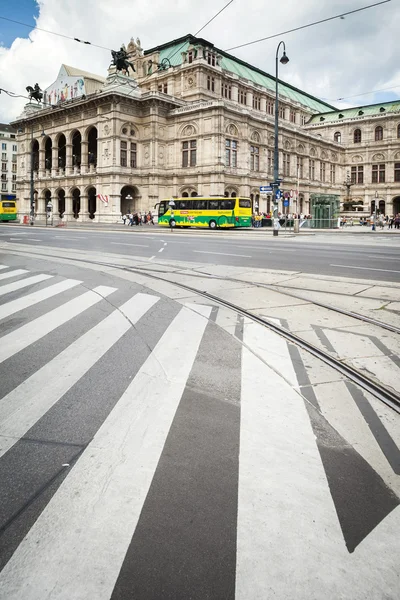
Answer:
xmin=354 ymin=129 xmax=362 ymax=143
xmin=375 ymin=126 xmax=383 ymax=141
xmin=334 ymin=132 xmax=341 ymax=143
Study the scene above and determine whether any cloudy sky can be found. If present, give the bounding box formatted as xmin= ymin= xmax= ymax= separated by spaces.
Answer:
xmin=0 ymin=0 xmax=399 ymax=123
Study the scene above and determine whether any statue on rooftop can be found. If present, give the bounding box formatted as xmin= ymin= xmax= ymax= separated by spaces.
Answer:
xmin=111 ymin=46 xmax=136 ymax=75
xmin=26 ymin=83 xmax=43 ymax=104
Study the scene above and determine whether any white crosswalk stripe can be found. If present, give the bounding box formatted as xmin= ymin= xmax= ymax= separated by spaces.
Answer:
xmin=0 ymin=278 xmax=81 ymax=320
xmin=0 ymin=268 xmax=398 ymax=600
xmin=0 ymin=273 xmax=54 ymax=297
xmin=0 ymin=285 xmax=116 ymax=363
xmin=0 ymin=268 xmax=29 ymax=280
xmin=0 ymin=265 xmax=9 ymax=270
xmin=0 ymin=292 xmax=160 ymax=459
xmin=0 ymin=304 xmax=211 ymax=600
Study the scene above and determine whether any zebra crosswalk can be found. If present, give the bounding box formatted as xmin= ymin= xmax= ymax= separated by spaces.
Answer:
xmin=0 ymin=263 xmax=399 ymax=599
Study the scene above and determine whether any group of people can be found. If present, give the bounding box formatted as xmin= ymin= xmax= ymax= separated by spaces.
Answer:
xmin=122 ymin=212 xmax=154 ymax=226
xmin=251 ymin=213 xmax=311 ymax=227
xmin=340 ymin=214 xmax=400 ymax=229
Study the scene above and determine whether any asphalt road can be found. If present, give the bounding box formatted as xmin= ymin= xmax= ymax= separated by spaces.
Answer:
xmin=0 ymin=249 xmax=399 ymax=599
xmin=0 ymin=224 xmax=400 ymax=282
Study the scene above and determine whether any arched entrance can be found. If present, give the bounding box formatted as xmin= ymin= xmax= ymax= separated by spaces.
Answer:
xmin=121 ymin=185 xmax=139 ymax=214
xmin=57 ymin=189 xmax=65 ymax=217
xmin=393 ymin=196 xmax=400 ymax=215
xmin=72 ymin=131 xmax=82 ymax=169
xmin=72 ymin=188 xmax=80 ymax=218
xmin=87 ymin=127 xmax=97 ymax=167
xmin=58 ymin=134 xmax=66 ymax=169
xmin=88 ymin=187 xmax=96 ymax=219
xmin=45 ymin=137 xmax=52 ymax=170
xmin=32 ymin=140 xmax=39 ymax=172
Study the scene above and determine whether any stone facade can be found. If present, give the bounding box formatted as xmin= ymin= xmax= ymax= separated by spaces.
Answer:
xmin=11 ymin=34 xmax=400 ymax=223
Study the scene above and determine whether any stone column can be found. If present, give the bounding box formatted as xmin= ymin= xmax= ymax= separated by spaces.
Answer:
xmin=260 ymin=97 xmax=267 ymax=113
xmin=38 ymin=149 xmax=45 ymax=178
xmin=64 ymin=195 xmax=73 ymax=221
xmin=246 ymin=91 xmax=253 ymax=109
xmin=80 ymin=193 xmax=88 ymax=221
xmin=231 ymin=84 xmax=239 ymax=103
xmin=81 ymin=141 xmax=88 ymax=174
xmin=65 ymin=144 xmax=73 ymax=175
xmin=52 ymin=146 xmax=58 ymax=177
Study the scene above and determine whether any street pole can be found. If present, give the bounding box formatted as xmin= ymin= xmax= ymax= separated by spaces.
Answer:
xmin=374 ymin=191 xmax=378 ymax=232
xmin=273 ymin=41 xmax=289 ymax=237
xmin=29 ymin=125 xmax=35 ymax=226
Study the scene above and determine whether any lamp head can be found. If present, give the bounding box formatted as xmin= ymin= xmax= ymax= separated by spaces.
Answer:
xmin=280 ymin=52 xmax=289 ymax=65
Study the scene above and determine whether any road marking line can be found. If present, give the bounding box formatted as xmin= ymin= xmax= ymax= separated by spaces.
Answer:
xmin=366 ymin=255 xmax=399 ymax=261
xmin=0 ymin=293 xmax=159 ymax=459
xmin=0 ymin=269 xmax=29 ymax=281
xmin=26 ymin=238 xmax=41 ymax=241
xmin=330 ymin=264 xmax=400 ymax=274
xmin=0 ymin=273 xmax=53 ymax=297
xmin=236 ymin=342 xmax=343 ymax=599
xmin=158 ymin=247 xmax=164 ymax=252
xmin=0 ymin=285 xmax=116 ymax=364
xmin=0 ymin=265 xmax=8 ymax=270
xmin=193 ymin=250 xmax=252 ymax=258
xmin=110 ymin=242 xmax=149 ymax=247
xmin=149 ymin=256 xmax=155 ymax=260
xmin=0 ymin=305 xmax=210 ymax=599
xmin=0 ymin=279 xmax=81 ymax=321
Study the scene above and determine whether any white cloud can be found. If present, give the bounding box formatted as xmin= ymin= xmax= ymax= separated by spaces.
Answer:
xmin=0 ymin=0 xmax=399 ymax=123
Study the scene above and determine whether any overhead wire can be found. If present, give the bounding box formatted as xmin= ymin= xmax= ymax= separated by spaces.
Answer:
xmin=224 ymin=0 xmax=391 ymax=51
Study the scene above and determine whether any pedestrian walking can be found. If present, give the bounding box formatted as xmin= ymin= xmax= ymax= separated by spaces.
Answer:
xmin=122 ymin=214 xmax=127 ymax=225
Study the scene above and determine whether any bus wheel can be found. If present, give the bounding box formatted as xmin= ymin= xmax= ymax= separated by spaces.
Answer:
xmin=209 ymin=220 xmax=217 ymax=229
xmin=169 ymin=219 xmax=176 ymax=228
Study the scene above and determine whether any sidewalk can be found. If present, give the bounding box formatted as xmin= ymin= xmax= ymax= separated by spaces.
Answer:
xmin=7 ymin=220 xmax=400 ymax=236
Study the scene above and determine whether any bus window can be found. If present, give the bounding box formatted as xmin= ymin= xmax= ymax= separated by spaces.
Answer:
xmin=178 ymin=200 xmax=188 ymax=210
xmin=221 ymin=199 xmax=234 ymax=210
xmin=193 ymin=200 xmax=207 ymax=210
xmin=159 ymin=201 xmax=167 ymax=216
xmin=209 ymin=200 xmax=219 ymax=210
xmin=239 ymin=199 xmax=251 ymax=208
xmin=2 ymin=202 xmax=16 ymax=208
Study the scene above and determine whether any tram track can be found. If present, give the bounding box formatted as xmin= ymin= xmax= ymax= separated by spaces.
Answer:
xmin=4 ymin=246 xmax=400 ymax=413
xmin=75 ymin=256 xmax=400 ymax=414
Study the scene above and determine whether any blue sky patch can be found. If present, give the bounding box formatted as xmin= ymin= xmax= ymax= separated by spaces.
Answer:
xmin=0 ymin=0 xmax=39 ymax=48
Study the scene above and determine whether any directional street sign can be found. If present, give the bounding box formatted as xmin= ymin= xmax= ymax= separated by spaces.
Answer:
xmin=260 ymin=185 xmax=273 ymax=193
xmin=283 ymin=199 xmax=290 ymax=207
xmin=275 ymin=189 xmax=282 ymax=200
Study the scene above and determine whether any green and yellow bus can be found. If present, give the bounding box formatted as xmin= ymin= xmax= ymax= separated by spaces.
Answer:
xmin=156 ymin=196 xmax=252 ymax=229
xmin=0 ymin=200 xmax=17 ymax=222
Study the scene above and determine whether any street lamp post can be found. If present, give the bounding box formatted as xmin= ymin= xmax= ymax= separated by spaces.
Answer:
xmin=27 ymin=126 xmax=45 ymax=225
xmin=273 ymin=41 xmax=289 ymax=237
xmin=373 ymin=191 xmax=378 ymax=231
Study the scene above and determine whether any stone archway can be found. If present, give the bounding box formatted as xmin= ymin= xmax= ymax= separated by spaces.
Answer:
xmin=57 ymin=189 xmax=65 ymax=217
xmin=58 ymin=134 xmax=66 ymax=170
xmin=44 ymin=137 xmax=52 ymax=171
xmin=72 ymin=188 xmax=81 ymax=218
xmin=32 ymin=140 xmax=39 ymax=172
xmin=87 ymin=127 xmax=97 ymax=168
xmin=392 ymin=196 xmax=400 ymax=215
xmin=71 ymin=131 xmax=82 ymax=170
xmin=121 ymin=185 xmax=139 ymax=214
xmin=87 ymin=187 xmax=97 ymax=219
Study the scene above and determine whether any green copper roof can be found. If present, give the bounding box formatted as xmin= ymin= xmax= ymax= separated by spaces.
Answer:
xmin=146 ymin=34 xmax=336 ymax=113
xmin=308 ymin=99 xmax=400 ymax=123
